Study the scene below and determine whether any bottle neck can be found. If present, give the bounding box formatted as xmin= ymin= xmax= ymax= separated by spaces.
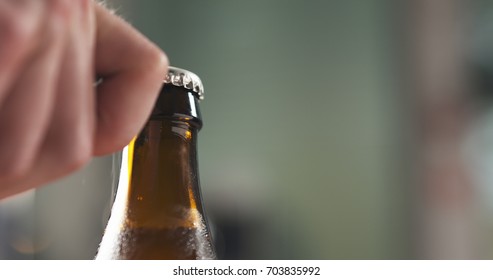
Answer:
xmin=110 ymin=87 xmax=206 ymax=230
xmin=97 ymin=79 xmax=216 ymax=260
xmin=152 ymin=84 xmax=203 ymax=129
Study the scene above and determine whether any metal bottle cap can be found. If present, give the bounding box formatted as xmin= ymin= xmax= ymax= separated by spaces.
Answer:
xmin=164 ymin=66 xmax=204 ymax=100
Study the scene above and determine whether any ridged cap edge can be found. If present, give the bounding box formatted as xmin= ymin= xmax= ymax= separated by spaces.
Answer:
xmin=164 ymin=66 xmax=204 ymax=100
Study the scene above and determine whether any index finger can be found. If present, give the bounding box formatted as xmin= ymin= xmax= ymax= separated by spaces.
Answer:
xmin=93 ymin=3 xmax=168 ymax=156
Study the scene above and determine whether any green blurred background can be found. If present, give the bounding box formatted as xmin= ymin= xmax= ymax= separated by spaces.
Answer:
xmin=2 ymin=0 xmax=493 ymax=259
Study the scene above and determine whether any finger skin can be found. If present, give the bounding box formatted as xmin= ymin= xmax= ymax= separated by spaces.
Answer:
xmin=38 ymin=0 xmax=96 ymax=175
xmin=93 ymin=3 xmax=168 ymax=156
xmin=0 ymin=1 xmax=44 ymax=106
xmin=0 ymin=0 xmax=69 ymax=198
xmin=0 ymin=2 xmax=168 ymax=199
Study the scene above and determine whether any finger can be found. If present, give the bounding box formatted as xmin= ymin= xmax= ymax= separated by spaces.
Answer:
xmin=0 ymin=1 xmax=44 ymax=105
xmin=0 ymin=0 xmax=97 ymax=199
xmin=0 ymin=1 xmax=67 ymax=193
xmin=93 ymin=3 xmax=168 ymax=155
xmin=35 ymin=0 xmax=96 ymax=180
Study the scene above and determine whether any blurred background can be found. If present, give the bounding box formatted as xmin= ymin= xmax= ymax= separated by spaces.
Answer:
xmin=2 ymin=0 xmax=493 ymax=259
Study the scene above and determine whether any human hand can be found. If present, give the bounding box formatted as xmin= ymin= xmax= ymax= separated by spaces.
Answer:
xmin=0 ymin=0 xmax=168 ymax=199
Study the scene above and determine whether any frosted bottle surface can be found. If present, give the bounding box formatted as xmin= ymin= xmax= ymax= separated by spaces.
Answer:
xmin=96 ymin=67 xmax=216 ymax=260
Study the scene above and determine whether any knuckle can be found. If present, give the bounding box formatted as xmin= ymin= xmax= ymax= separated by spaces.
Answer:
xmin=63 ymin=150 xmax=91 ymax=173
xmin=56 ymin=138 xmax=92 ymax=173
xmin=95 ymin=126 xmax=132 ymax=156
xmin=113 ymin=133 xmax=133 ymax=152
xmin=107 ymin=131 xmax=131 ymax=154
xmin=68 ymin=143 xmax=91 ymax=172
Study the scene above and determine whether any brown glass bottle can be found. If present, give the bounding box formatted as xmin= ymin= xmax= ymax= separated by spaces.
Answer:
xmin=96 ymin=67 xmax=216 ymax=260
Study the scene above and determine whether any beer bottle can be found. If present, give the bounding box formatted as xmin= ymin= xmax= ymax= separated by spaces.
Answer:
xmin=96 ymin=67 xmax=216 ymax=260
